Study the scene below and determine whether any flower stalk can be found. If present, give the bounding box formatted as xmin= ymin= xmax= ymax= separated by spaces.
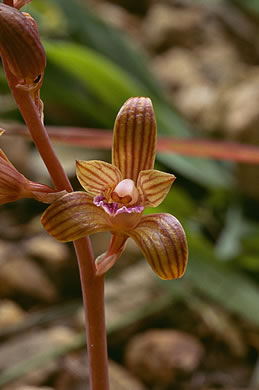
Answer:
xmin=0 ymin=4 xmax=109 ymax=390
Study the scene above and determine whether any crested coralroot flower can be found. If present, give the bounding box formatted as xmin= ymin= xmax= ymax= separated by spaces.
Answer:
xmin=41 ymin=97 xmax=188 ymax=279
xmin=0 ymin=130 xmax=66 ymax=205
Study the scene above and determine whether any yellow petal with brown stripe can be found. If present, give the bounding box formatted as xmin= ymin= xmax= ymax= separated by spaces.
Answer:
xmin=76 ymin=160 xmax=122 ymax=196
xmin=137 ymin=169 xmax=175 ymax=208
xmin=128 ymin=213 xmax=188 ymax=280
xmin=112 ymin=97 xmax=157 ymax=182
xmin=95 ymin=233 xmax=128 ymax=275
xmin=41 ymin=192 xmax=110 ymax=242
xmin=0 ymin=155 xmax=28 ymax=204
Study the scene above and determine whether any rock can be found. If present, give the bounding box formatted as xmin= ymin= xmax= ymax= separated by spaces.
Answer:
xmin=197 ymin=37 xmax=244 ymax=86
xmin=109 ymin=360 xmax=147 ymax=390
xmin=1 ymin=327 xmax=76 ymax=389
xmin=0 ymin=255 xmax=58 ymax=302
xmin=153 ymin=48 xmax=217 ymax=127
xmin=0 ymin=326 xmax=76 ymax=371
xmin=205 ymin=69 xmax=259 ymax=198
xmin=0 ymin=300 xmax=25 ymax=329
xmin=56 ymin=352 xmax=147 ymax=390
xmin=24 ymin=235 xmax=69 ymax=268
xmin=212 ymin=70 xmax=259 ymax=137
xmin=89 ymin=2 xmax=142 ymax=44
xmin=125 ymin=329 xmax=204 ymax=385
xmin=143 ymin=3 xmax=205 ymax=51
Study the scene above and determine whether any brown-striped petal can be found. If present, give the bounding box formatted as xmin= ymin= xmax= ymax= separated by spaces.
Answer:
xmin=128 ymin=213 xmax=188 ymax=280
xmin=30 ymin=189 xmax=67 ymax=204
xmin=76 ymin=160 xmax=122 ymax=196
xmin=0 ymin=151 xmax=67 ymax=205
xmin=95 ymin=233 xmax=128 ymax=275
xmin=112 ymin=97 xmax=157 ymax=182
xmin=0 ymin=155 xmax=28 ymax=204
xmin=138 ymin=169 xmax=176 ymax=208
xmin=41 ymin=192 xmax=110 ymax=242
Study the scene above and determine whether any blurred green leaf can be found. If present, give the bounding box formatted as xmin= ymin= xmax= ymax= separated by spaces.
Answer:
xmin=49 ymin=0 xmax=166 ymax=100
xmin=237 ymin=255 xmax=259 ymax=272
xmin=163 ymin=232 xmax=259 ymax=326
xmin=145 ymin=185 xmax=196 ymax=221
xmin=231 ymin=0 xmax=259 ymax=14
xmin=44 ymin=41 xmax=144 ymax=112
xmin=158 ymin=153 xmax=233 ymax=188
xmin=215 ymin=207 xmax=247 ymax=260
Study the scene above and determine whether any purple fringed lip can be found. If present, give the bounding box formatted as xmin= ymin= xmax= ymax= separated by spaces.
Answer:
xmin=94 ymin=195 xmax=144 ymax=216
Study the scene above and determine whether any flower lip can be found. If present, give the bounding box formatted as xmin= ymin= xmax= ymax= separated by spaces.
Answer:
xmin=111 ymin=178 xmax=139 ymax=205
xmin=94 ymin=195 xmax=144 ymax=216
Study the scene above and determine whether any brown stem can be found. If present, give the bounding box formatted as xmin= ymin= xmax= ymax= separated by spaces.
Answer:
xmin=2 ymin=62 xmax=109 ymax=390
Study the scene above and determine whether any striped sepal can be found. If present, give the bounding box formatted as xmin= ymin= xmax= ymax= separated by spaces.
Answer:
xmin=138 ymin=169 xmax=175 ymax=208
xmin=76 ymin=160 xmax=121 ymax=196
xmin=41 ymin=192 xmax=110 ymax=242
xmin=0 ymin=155 xmax=27 ymax=204
xmin=112 ymin=97 xmax=157 ymax=182
xmin=95 ymin=233 xmax=128 ymax=275
xmin=129 ymin=213 xmax=188 ymax=280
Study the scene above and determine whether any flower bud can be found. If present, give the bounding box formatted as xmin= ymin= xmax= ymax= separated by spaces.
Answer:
xmin=0 ymin=4 xmax=46 ymax=87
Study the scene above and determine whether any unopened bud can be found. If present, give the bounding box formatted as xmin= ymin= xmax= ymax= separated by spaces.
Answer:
xmin=0 ymin=4 xmax=46 ymax=87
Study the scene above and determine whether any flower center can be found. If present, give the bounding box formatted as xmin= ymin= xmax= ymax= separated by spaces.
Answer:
xmin=111 ymin=179 xmax=139 ymax=205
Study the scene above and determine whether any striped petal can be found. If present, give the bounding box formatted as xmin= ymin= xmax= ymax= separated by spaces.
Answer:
xmin=128 ymin=213 xmax=188 ymax=280
xmin=0 ymin=155 xmax=27 ymax=204
xmin=76 ymin=160 xmax=122 ymax=196
xmin=0 ymin=150 xmax=67 ymax=205
xmin=112 ymin=97 xmax=157 ymax=182
xmin=41 ymin=192 xmax=110 ymax=242
xmin=138 ymin=169 xmax=176 ymax=208
xmin=95 ymin=233 xmax=128 ymax=275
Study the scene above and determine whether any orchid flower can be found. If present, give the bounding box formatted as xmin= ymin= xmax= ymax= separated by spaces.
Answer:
xmin=41 ymin=97 xmax=188 ymax=279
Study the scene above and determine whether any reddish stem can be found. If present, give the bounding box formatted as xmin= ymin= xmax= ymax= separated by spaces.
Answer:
xmin=2 ymin=62 xmax=109 ymax=390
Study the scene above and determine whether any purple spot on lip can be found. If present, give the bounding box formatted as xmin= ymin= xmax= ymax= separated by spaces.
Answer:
xmin=94 ymin=195 xmax=144 ymax=216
